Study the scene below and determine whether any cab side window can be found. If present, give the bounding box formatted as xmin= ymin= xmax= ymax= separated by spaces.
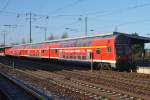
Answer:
xmin=106 ymin=46 xmax=112 ymax=53
xmin=96 ymin=48 xmax=101 ymax=54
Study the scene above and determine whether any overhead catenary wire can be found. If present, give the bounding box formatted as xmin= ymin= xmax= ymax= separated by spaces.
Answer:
xmin=51 ymin=1 xmax=150 ymax=18
xmin=115 ymin=19 xmax=150 ymax=28
xmin=97 ymin=19 xmax=150 ymax=32
xmin=49 ymin=0 xmax=84 ymax=14
xmin=0 ymin=0 xmax=84 ymax=19
xmin=53 ymin=20 xmax=82 ymax=32
xmin=18 ymin=1 xmax=150 ymax=34
xmin=1 ymin=1 xmax=150 ymax=20
xmin=0 ymin=0 xmax=10 ymax=14
xmin=92 ymin=2 xmax=150 ymax=18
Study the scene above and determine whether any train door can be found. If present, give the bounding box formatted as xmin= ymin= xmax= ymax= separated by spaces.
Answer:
xmin=59 ymin=50 xmax=62 ymax=58
xmin=87 ymin=49 xmax=93 ymax=60
xmin=87 ymin=49 xmax=93 ymax=72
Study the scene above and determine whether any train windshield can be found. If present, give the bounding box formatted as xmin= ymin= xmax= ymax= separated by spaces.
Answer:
xmin=116 ymin=44 xmax=130 ymax=56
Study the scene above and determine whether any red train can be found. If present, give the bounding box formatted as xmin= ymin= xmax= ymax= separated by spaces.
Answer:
xmin=4 ymin=32 xmax=150 ymax=71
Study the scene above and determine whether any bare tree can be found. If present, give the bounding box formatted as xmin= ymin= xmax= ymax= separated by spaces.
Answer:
xmin=47 ymin=34 xmax=54 ymax=40
xmin=61 ymin=32 xmax=69 ymax=39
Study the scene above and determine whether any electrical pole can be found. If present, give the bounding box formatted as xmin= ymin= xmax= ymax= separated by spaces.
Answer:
xmin=2 ymin=31 xmax=6 ymax=54
xmin=29 ymin=12 xmax=32 ymax=43
xmin=26 ymin=12 xmax=33 ymax=43
xmin=44 ymin=27 xmax=47 ymax=41
xmin=3 ymin=24 xmax=17 ymax=47
xmin=3 ymin=31 xmax=6 ymax=48
xmin=85 ymin=17 xmax=88 ymax=36
xmin=1 ymin=31 xmax=7 ymax=46
xmin=24 ymin=12 xmax=49 ymax=43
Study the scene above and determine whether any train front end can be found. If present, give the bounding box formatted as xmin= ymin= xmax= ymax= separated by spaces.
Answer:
xmin=115 ymin=34 xmax=134 ymax=71
xmin=114 ymin=32 xmax=150 ymax=71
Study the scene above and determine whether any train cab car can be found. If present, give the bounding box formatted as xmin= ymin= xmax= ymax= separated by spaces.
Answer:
xmin=115 ymin=34 xmax=133 ymax=70
xmin=114 ymin=33 xmax=150 ymax=71
xmin=50 ymin=32 xmax=150 ymax=71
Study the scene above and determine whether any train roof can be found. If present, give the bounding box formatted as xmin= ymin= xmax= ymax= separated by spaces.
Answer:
xmin=9 ymin=32 xmax=115 ymax=47
xmin=44 ymin=32 xmax=114 ymax=42
xmin=115 ymin=32 xmax=150 ymax=43
xmin=4 ymin=32 xmax=150 ymax=47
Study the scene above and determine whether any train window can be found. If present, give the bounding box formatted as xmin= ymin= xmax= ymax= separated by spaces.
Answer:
xmin=46 ymin=50 xmax=49 ymax=53
xmin=55 ymin=49 xmax=58 ymax=53
xmin=96 ymin=48 xmax=101 ymax=54
xmin=74 ymin=54 xmax=76 ymax=59
xmin=116 ymin=45 xmax=129 ymax=56
xmin=82 ymin=55 xmax=86 ymax=60
xmin=42 ymin=50 xmax=48 ymax=53
xmin=107 ymin=46 xmax=111 ymax=53
xmin=78 ymin=55 xmax=81 ymax=60
xmin=70 ymin=54 xmax=72 ymax=59
xmin=63 ymin=54 xmax=65 ymax=58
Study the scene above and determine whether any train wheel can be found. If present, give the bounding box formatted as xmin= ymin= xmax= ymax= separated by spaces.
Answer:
xmin=102 ymin=63 xmax=111 ymax=70
xmin=106 ymin=64 xmax=112 ymax=70
xmin=97 ymin=63 xmax=112 ymax=70
xmin=97 ymin=63 xmax=103 ymax=71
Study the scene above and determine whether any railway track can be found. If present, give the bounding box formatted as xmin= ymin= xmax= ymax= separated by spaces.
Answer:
xmin=61 ymin=70 xmax=150 ymax=89
xmin=0 ymin=63 xmax=147 ymax=100
xmin=0 ymin=63 xmax=90 ymax=100
xmin=87 ymin=70 xmax=150 ymax=83
xmin=0 ymin=72 xmax=49 ymax=100
xmin=0 ymin=57 xmax=150 ymax=99
xmin=88 ymin=70 xmax=150 ymax=86
xmin=4 ymin=66 xmax=144 ymax=100
xmin=55 ymin=70 xmax=150 ymax=98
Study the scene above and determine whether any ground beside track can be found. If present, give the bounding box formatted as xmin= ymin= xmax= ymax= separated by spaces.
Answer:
xmin=0 ymin=91 xmax=9 ymax=100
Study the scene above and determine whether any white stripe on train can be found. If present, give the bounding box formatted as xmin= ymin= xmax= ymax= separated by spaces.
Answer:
xmin=50 ymin=57 xmax=116 ymax=64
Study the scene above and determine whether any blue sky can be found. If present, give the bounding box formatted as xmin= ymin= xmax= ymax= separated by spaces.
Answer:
xmin=0 ymin=0 xmax=150 ymax=47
